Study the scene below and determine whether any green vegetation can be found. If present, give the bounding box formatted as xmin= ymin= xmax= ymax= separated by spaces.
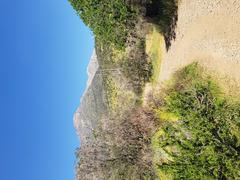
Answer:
xmin=147 ymin=0 xmax=178 ymax=33
xmin=104 ymin=77 xmax=120 ymax=111
xmin=95 ymin=39 xmax=122 ymax=69
xmin=121 ymin=37 xmax=153 ymax=94
xmin=145 ymin=0 xmax=178 ymax=50
xmin=103 ymin=75 xmax=136 ymax=113
xmin=69 ymin=0 xmax=137 ymax=49
xmin=69 ymin=0 xmax=178 ymax=96
xmin=69 ymin=0 xmax=178 ymax=49
xmin=146 ymin=25 xmax=164 ymax=84
xmin=96 ymin=36 xmax=153 ymax=96
xmin=71 ymin=0 xmax=240 ymax=178
xmin=152 ymin=63 xmax=240 ymax=179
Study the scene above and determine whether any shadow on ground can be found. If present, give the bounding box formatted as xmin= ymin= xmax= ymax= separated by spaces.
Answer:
xmin=145 ymin=0 xmax=178 ymax=51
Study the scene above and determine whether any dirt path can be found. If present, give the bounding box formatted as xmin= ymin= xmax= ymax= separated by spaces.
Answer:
xmin=160 ymin=0 xmax=240 ymax=88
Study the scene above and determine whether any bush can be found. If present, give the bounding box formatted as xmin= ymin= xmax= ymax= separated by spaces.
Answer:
xmin=106 ymin=107 xmax=158 ymax=179
xmin=69 ymin=0 xmax=178 ymax=49
xmin=121 ymin=38 xmax=153 ymax=94
xmin=145 ymin=0 xmax=178 ymax=50
xmin=75 ymin=106 xmax=159 ymax=179
xmin=69 ymin=0 xmax=137 ymax=49
xmin=152 ymin=63 xmax=240 ymax=179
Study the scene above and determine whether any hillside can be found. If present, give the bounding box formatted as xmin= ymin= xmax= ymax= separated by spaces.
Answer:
xmin=71 ymin=0 xmax=240 ymax=179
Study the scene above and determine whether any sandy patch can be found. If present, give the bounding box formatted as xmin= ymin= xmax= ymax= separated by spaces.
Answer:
xmin=159 ymin=0 xmax=240 ymax=91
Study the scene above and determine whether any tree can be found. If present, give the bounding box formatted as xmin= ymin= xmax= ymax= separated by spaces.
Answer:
xmin=69 ymin=0 xmax=137 ymax=49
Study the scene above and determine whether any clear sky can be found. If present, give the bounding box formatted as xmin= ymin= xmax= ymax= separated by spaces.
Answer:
xmin=0 ymin=0 xmax=94 ymax=180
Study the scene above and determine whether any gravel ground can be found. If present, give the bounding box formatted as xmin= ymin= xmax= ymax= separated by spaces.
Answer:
xmin=160 ymin=0 xmax=240 ymax=86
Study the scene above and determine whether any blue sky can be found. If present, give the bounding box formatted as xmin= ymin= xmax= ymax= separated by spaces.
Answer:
xmin=0 ymin=0 xmax=93 ymax=179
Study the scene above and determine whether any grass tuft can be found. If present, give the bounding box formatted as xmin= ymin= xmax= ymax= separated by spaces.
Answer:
xmin=146 ymin=25 xmax=164 ymax=84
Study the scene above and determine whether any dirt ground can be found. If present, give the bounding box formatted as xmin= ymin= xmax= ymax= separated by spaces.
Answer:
xmin=159 ymin=0 xmax=240 ymax=94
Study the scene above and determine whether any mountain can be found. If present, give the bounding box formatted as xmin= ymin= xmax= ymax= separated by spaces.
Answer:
xmin=74 ymin=50 xmax=108 ymax=145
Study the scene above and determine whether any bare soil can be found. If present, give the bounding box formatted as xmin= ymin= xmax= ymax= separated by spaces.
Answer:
xmin=159 ymin=0 xmax=240 ymax=92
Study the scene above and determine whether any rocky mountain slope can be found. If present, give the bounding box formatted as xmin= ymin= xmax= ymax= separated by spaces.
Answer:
xmin=74 ymin=50 xmax=108 ymax=145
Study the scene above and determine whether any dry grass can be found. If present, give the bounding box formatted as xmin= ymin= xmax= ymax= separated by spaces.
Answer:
xmin=146 ymin=25 xmax=164 ymax=85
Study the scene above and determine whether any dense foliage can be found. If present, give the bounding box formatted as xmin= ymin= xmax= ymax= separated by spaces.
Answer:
xmin=154 ymin=63 xmax=240 ymax=179
xmin=69 ymin=0 xmax=178 ymax=49
xmin=146 ymin=0 xmax=178 ymax=32
xmin=69 ymin=0 xmax=137 ymax=49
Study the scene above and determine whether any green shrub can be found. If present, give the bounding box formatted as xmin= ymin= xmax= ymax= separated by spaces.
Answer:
xmin=153 ymin=63 xmax=240 ymax=179
xmin=69 ymin=0 xmax=137 ymax=49
xmin=121 ymin=38 xmax=153 ymax=94
xmin=144 ymin=0 xmax=178 ymax=50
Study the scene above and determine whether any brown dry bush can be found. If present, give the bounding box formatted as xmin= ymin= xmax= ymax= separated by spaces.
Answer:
xmin=104 ymin=107 xmax=159 ymax=179
xmin=75 ymin=106 xmax=159 ymax=179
